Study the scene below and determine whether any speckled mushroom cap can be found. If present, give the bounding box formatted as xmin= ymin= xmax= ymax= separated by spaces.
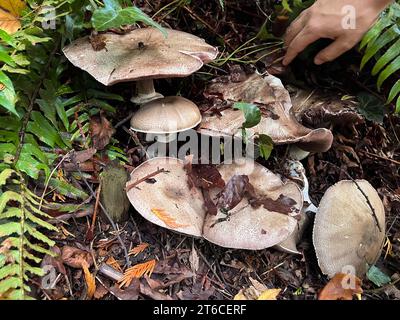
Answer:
xmin=199 ymin=74 xmax=333 ymax=153
xmin=313 ymin=180 xmax=386 ymax=278
xmin=62 ymin=28 xmax=218 ymax=86
xmin=130 ymin=96 xmax=202 ymax=134
xmin=126 ymin=157 xmax=303 ymax=250
xmin=204 ymin=158 xmax=303 ymax=250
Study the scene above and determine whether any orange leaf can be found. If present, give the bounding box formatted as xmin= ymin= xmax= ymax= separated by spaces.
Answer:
xmin=106 ymin=256 xmax=123 ymax=273
xmin=129 ymin=243 xmax=149 ymax=257
xmin=119 ymin=259 xmax=156 ymax=288
xmin=151 ymin=208 xmax=188 ymax=229
xmin=82 ymin=261 xmax=96 ymax=299
xmin=0 ymin=0 xmax=26 ymax=34
xmin=318 ymin=273 xmax=363 ymax=300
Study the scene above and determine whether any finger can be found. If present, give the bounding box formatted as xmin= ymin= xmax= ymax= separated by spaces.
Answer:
xmin=284 ymin=11 xmax=308 ymax=48
xmin=314 ymin=36 xmax=356 ymax=65
xmin=283 ymin=30 xmax=320 ymax=66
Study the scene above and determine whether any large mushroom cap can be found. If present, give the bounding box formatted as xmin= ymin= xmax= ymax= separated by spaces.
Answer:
xmin=313 ymin=180 xmax=386 ymax=278
xmin=126 ymin=157 xmax=303 ymax=250
xmin=204 ymin=159 xmax=303 ymax=250
xmin=126 ymin=157 xmax=206 ymax=237
xmin=130 ymin=96 xmax=202 ymax=134
xmin=63 ymin=28 xmax=218 ymax=86
xmin=199 ymin=73 xmax=333 ymax=153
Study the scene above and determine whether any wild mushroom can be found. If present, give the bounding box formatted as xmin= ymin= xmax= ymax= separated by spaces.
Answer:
xmin=313 ymin=180 xmax=386 ymax=278
xmin=125 ymin=157 xmax=303 ymax=250
xmin=199 ymin=73 xmax=333 ymax=153
xmin=275 ymin=160 xmax=317 ymax=254
xmin=63 ymin=28 xmax=218 ymax=140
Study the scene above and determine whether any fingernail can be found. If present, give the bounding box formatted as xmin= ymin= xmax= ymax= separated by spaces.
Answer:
xmin=314 ymin=58 xmax=323 ymax=65
xmin=282 ymin=59 xmax=288 ymax=66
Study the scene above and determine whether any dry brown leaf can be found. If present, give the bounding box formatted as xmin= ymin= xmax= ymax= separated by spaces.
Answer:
xmin=257 ymin=289 xmax=281 ymax=300
xmin=94 ymin=283 xmax=109 ymax=300
xmin=119 ymin=259 xmax=156 ymax=288
xmin=82 ymin=260 xmax=96 ymax=299
xmin=0 ymin=0 xmax=26 ymax=34
xmin=89 ymin=113 xmax=115 ymax=150
xmin=61 ymin=246 xmax=93 ymax=269
xmin=318 ymin=273 xmax=363 ymax=300
xmin=129 ymin=243 xmax=149 ymax=257
xmin=106 ymin=256 xmax=123 ymax=273
xmin=151 ymin=208 xmax=189 ymax=229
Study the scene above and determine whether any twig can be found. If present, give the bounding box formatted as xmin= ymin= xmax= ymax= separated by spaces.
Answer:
xmin=78 ymin=168 xmax=131 ymax=268
xmin=74 ymin=105 xmax=88 ymax=147
xmin=123 ymin=126 xmax=150 ymax=159
xmin=320 ymin=161 xmax=382 ymax=232
xmin=89 ymin=183 xmax=102 ymax=237
xmin=358 ymin=150 xmax=400 ymax=166
xmin=126 ymin=168 xmax=167 ymax=192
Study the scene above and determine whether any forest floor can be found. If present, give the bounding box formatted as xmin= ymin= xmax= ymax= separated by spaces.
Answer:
xmin=38 ymin=1 xmax=400 ymax=300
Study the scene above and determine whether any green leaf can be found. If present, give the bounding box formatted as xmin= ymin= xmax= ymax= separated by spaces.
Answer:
xmin=0 ymin=191 xmax=23 ymax=214
xmin=0 ymin=264 xmax=19 ymax=281
xmin=377 ymin=55 xmax=400 ymax=89
xmin=357 ymin=92 xmax=386 ymax=123
xmin=0 ymin=168 xmax=15 ymax=186
xmin=387 ymin=79 xmax=400 ymax=103
xmin=0 ymin=71 xmax=18 ymax=117
xmin=92 ymin=0 xmax=166 ymax=36
xmin=49 ymin=178 xmax=89 ymax=200
xmin=396 ymin=95 xmax=400 ymax=113
xmin=0 ymin=276 xmax=21 ymax=294
xmin=0 ymin=222 xmax=22 ymax=237
xmin=258 ymin=134 xmax=274 ymax=160
xmin=360 ymin=24 xmax=400 ymax=70
xmin=367 ymin=265 xmax=391 ymax=287
xmin=372 ymin=38 xmax=400 ymax=76
xmin=360 ymin=16 xmax=393 ymax=50
xmin=25 ymin=225 xmax=55 ymax=247
xmin=233 ymin=102 xmax=261 ymax=128
xmin=27 ymin=111 xmax=65 ymax=148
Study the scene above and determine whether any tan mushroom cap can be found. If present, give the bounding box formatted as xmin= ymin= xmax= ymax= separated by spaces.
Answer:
xmin=130 ymin=96 xmax=202 ymax=134
xmin=126 ymin=157 xmax=303 ymax=250
xmin=199 ymin=74 xmax=333 ymax=152
xmin=203 ymin=158 xmax=303 ymax=250
xmin=62 ymin=28 xmax=218 ymax=86
xmin=126 ymin=157 xmax=206 ymax=237
xmin=313 ymin=180 xmax=386 ymax=278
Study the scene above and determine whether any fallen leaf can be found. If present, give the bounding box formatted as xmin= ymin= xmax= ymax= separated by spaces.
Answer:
xmin=119 ymin=259 xmax=156 ymax=288
xmin=189 ymin=245 xmax=200 ymax=274
xmin=89 ymin=31 xmax=107 ymax=51
xmin=129 ymin=243 xmax=150 ymax=257
xmin=0 ymin=0 xmax=26 ymax=34
xmin=184 ymin=159 xmax=225 ymax=190
xmin=61 ymin=246 xmax=93 ymax=269
xmin=257 ymin=289 xmax=281 ymax=300
xmin=139 ymin=278 xmax=173 ymax=300
xmin=151 ymin=208 xmax=188 ymax=229
xmin=251 ymin=194 xmax=298 ymax=215
xmin=94 ymin=283 xmax=109 ymax=299
xmin=82 ymin=260 xmax=96 ymax=299
xmin=41 ymin=246 xmax=66 ymax=275
xmin=318 ymin=273 xmax=363 ymax=300
xmin=216 ymin=175 xmax=256 ymax=211
xmin=89 ymin=112 xmax=115 ymax=150
xmin=110 ymin=279 xmax=140 ymax=300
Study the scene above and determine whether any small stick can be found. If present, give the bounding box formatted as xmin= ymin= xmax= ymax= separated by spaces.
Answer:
xmin=320 ymin=161 xmax=382 ymax=232
xmin=126 ymin=168 xmax=167 ymax=192
xmin=89 ymin=183 xmax=102 ymax=238
xmin=115 ymin=112 xmax=134 ymax=129
xmin=358 ymin=150 xmax=400 ymax=166
xmin=122 ymin=126 xmax=150 ymax=159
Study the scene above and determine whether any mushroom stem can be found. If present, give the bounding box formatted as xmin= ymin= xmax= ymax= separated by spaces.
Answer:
xmin=131 ymin=79 xmax=164 ymax=105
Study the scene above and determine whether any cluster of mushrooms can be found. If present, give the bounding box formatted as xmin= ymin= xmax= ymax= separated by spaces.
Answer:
xmin=63 ymin=27 xmax=386 ymax=279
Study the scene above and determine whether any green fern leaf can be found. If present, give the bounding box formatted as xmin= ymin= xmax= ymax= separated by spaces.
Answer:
xmin=0 ymin=222 xmax=22 ymax=237
xmin=387 ymin=79 xmax=400 ymax=103
xmin=360 ymin=16 xmax=393 ymax=50
xmin=0 ymin=169 xmax=15 ymax=186
xmin=24 ymin=225 xmax=55 ymax=247
xmin=372 ymin=38 xmax=400 ymax=76
xmin=396 ymin=95 xmax=400 ymax=113
xmin=0 ymin=264 xmax=19 ymax=280
xmin=0 ymin=276 xmax=20 ymax=294
xmin=377 ymin=55 xmax=400 ymax=89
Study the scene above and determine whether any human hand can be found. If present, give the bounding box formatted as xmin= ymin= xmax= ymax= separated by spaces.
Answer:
xmin=283 ymin=0 xmax=393 ymax=66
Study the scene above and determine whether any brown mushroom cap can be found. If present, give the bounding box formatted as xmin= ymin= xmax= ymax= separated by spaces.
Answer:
xmin=62 ymin=28 xmax=218 ymax=86
xmin=203 ymin=158 xmax=303 ymax=250
xmin=199 ymin=74 xmax=333 ymax=153
xmin=130 ymin=96 xmax=202 ymax=134
xmin=313 ymin=180 xmax=386 ymax=278
xmin=126 ymin=157 xmax=303 ymax=250
xmin=126 ymin=157 xmax=206 ymax=237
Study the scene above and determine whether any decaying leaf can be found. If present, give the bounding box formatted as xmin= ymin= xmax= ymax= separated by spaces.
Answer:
xmin=89 ymin=31 xmax=107 ymax=51
xmin=151 ymin=208 xmax=189 ymax=229
xmin=184 ymin=157 xmax=225 ymax=190
xmin=129 ymin=243 xmax=150 ymax=257
xmin=41 ymin=246 xmax=66 ymax=275
xmin=119 ymin=259 xmax=156 ymax=288
xmin=251 ymin=194 xmax=298 ymax=215
xmin=89 ymin=112 xmax=115 ymax=150
xmin=234 ymin=278 xmax=281 ymax=300
xmin=82 ymin=260 xmax=96 ymax=299
xmin=318 ymin=273 xmax=363 ymax=300
xmin=216 ymin=175 xmax=256 ymax=211
xmin=257 ymin=289 xmax=282 ymax=300
xmin=0 ymin=0 xmax=26 ymax=34
xmin=61 ymin=246 xmax=93 ymax=269
xmin=94 ymin=283 xmax=109 ymax=300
